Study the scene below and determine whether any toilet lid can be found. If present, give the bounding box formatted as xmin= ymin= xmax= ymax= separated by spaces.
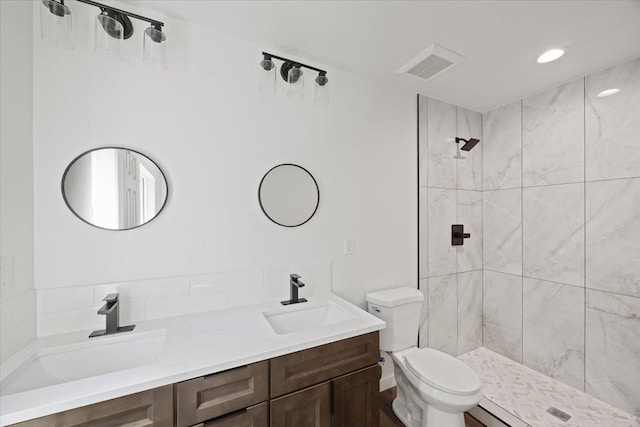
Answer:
xmin=405 ymin=348 xmax=481 ymax=395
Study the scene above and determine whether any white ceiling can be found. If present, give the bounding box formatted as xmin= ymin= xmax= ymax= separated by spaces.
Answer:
xmin=126 ymin=0 xmax=640 ymax=112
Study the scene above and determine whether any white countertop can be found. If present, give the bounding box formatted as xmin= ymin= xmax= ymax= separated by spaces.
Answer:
xmin=0 ymin=294 xmax=385 ymax=426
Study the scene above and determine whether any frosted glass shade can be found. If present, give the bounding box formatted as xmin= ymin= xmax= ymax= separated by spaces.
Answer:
xmin=314 ymin=75 xmax=329 ymax=106
xmin=286 ymin=67 xmax=304 ymax=102
xmin=258 ymin=58 xmax=276 ymax=97
xmin=40 ymin=0 xmax=73 ymax=49
xmin=143 ymin=27 xmax=168 ymax=70
xmin=94 ymin=12 xmax=124 ymax=61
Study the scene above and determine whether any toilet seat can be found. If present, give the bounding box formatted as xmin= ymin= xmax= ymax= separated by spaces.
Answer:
xmin=405 ymin=348 xmax=481 ymax=396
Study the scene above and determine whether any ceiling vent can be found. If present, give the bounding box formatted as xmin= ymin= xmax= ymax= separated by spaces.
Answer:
xmin=397 ymin=43 xmax=466 ymax=82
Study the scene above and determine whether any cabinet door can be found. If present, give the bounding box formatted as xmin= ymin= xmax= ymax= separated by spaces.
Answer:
xmin=11 ymin=385 xmax=173 ymax=427
xmin=271 ymin=332 xmax=379 ymax=398
xmin=332 ymin=365 xmax=381 ymax=427
xmin=270 ymin=382 xmax=331 ymax=427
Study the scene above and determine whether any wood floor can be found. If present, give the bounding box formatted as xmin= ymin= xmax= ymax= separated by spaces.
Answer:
xmin=380 ymin=387 xmax=485 ymax=427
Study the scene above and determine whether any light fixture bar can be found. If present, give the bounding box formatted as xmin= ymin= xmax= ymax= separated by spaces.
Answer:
xmin=262 ymin=52 xmax=326 ymax=75
xmin=75 ymin=0 xmax=164 ymax=27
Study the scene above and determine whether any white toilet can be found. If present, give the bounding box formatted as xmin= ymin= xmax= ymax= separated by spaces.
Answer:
xmin=366 ymin=287 xmax=482 ymax=427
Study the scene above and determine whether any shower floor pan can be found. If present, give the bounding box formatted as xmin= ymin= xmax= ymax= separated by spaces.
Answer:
xmin=458 ymin=347 xmax=639 ymax=427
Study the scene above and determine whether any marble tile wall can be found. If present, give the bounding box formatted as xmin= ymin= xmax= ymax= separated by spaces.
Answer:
xmin=418 ymin=95 xmax=483 ymax=357
xmin=482 ymin=57 xmax=640 ymax=417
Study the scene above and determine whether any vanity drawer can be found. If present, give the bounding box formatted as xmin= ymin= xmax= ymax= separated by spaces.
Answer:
xmin=175 ymin=361 xmax=269 ymax=427
xmin=192 ymin=402 xmax=268 ymax=427
xmin=270 ymin=331 xmax=379 ymax=397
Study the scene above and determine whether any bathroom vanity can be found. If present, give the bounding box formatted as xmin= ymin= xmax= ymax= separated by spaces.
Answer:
xmin=11 ymin=333 xmax=380 ymax=427
xmin=0 ymin=295 xmax=384 ymax=427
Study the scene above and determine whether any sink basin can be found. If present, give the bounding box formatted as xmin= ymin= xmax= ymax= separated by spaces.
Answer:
xmin=0 ymin=329 xmax=166 ymax=396
xmin=263 ymin=301 xmax=358 ymax=335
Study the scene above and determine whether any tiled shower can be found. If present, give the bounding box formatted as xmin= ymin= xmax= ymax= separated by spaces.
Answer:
xmin=417 ymin=96 xmax=483 ymax=356
xmin=419 ymin=57 xmax=640 ymax=417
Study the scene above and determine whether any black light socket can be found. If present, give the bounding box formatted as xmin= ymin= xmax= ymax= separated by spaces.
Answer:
xmin=45 ymin=0 xmax=67 ymax=17
xmin=280 ymin=61 xmax=302 ymax=83
xmin=260 ymin=54 xmax=275 ymax=71
xmin=315 ymin=73 xmax=328 ymax=86
xmin=99 ymin=8 xmax=134 ymax=40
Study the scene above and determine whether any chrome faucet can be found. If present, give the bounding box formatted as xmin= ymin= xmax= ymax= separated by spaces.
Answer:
xmin=281 ymin=274 xmax=307 ymax=305
xmin=89 ymin=293 xmax=135 ymax=338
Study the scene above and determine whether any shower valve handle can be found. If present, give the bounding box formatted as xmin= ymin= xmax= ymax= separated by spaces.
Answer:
xmin=452 ymin=224 xmax=471 ymax=246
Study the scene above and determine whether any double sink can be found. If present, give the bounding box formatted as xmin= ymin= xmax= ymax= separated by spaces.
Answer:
xmin=0 ymin=298 xmax=364 ymax=402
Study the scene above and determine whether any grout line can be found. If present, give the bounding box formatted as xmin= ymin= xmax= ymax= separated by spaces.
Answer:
xmin=425 ymin=97 xmax=431 ymax=348
xmin=485 ymin=175 xmax=640 ymax=192
xmin=521 ymin=98 xmax=524 ymax=363
xmin=484 ymin=269 xmax=639 ymax=300
xmin=485 ymin=185 xmax=523 ymax=192
xmin=417 ymin=94 xmax=421 ymax=348
xmin=583 ymin=76 xmax=587 ymax=392
xmin=585 ymin=287 xmax=640 ymax=299
xmin=425 ymin=270 xmax=480 ymax=280
xmin=426 ymin=185 xmax=462 ymax=191
xmin=481 ymin=110 xmax=485 ymax=349
xmin=424 ymin=97 xmax=429 ymax=348
xmin=456 ymin=105 xmax=459 ymax=356
xmin=417 ymin=94 xmax=420 ymax=290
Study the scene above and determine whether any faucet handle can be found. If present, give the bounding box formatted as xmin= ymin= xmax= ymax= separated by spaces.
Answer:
xmin=103 ymin=293 xmax=119 ymax=303
xmin=290 ymin=274 xmax=301 ymax=281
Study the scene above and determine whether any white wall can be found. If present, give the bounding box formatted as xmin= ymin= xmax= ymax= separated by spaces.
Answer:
xmin=32 ymin=1 xmax=417 ymax=334
xmin=0 ymin=0 xmax=36 ymax=363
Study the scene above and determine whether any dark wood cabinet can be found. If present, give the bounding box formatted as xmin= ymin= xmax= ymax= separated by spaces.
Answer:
xmin=270 ymin=365 xmax=380 ymax=427
xmin=332 ymin=365 xmax=381 ymax=427
xmin=270 ymin=382 xmax=332 ymax=427
xmin=10 ymin=332 xmax=380 ymax=427
xmin=12 ymin=385 xmax=173 ymax=427
xmin=270 ymin=332 xmax=379 ymax=398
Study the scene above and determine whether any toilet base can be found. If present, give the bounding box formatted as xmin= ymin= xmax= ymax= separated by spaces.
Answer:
xmin=392 ymin=364 xmax=468 ymax=427
xmin=392 ymin=394 xmax=466 ymax=427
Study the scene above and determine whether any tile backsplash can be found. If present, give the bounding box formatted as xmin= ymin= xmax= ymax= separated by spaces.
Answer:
xmin=0 ymin=290 xmax=36 ymax=363
xmin=36 ymin=263 xmax=332 ymax=337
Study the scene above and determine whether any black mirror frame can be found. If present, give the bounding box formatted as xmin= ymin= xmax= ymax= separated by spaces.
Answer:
xmin=61 ymin=146 xmax=169 ymax=231
xmin=258 ymin=163 xmax=320 ymax=228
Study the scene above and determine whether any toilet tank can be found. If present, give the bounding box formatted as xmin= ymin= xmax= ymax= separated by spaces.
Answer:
xmin=366 ymin=287 xmax=424 ymax=352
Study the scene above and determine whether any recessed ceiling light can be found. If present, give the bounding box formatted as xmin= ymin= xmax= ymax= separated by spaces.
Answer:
xmin=537 ymin=48 xmax=565 ymax=64
xmin=597 ymin=88 xmax=620 ymax=97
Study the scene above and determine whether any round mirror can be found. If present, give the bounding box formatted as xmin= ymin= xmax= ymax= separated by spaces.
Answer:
xmin=258 ymin=164 xmax=320 ymax=227
xmin=62 ymin=147 xmax=168 ymax=230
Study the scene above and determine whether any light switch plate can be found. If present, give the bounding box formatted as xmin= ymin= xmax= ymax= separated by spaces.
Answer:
xmin=343 ymin=238 xmax=355 ymax=255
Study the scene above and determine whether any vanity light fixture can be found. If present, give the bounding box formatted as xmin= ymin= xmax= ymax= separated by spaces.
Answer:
xmin=259 ymin=52 xmax=329 ymax=105
xmin=258 ymin=53 xmax=277 ymax=97
xmin=40 ymin=0 xmax=74 ymax=49
xmin=40 ymin=0 xmax=168 ymax=69
xmin=597 ymin=88 xmax=620 ymax=97
xmin=536 ymin=48 xmax=565 ymax=64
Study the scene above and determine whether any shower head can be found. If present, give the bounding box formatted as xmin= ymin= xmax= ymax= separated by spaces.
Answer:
xmin=455 ymin=137 xmax=480 ymax=151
